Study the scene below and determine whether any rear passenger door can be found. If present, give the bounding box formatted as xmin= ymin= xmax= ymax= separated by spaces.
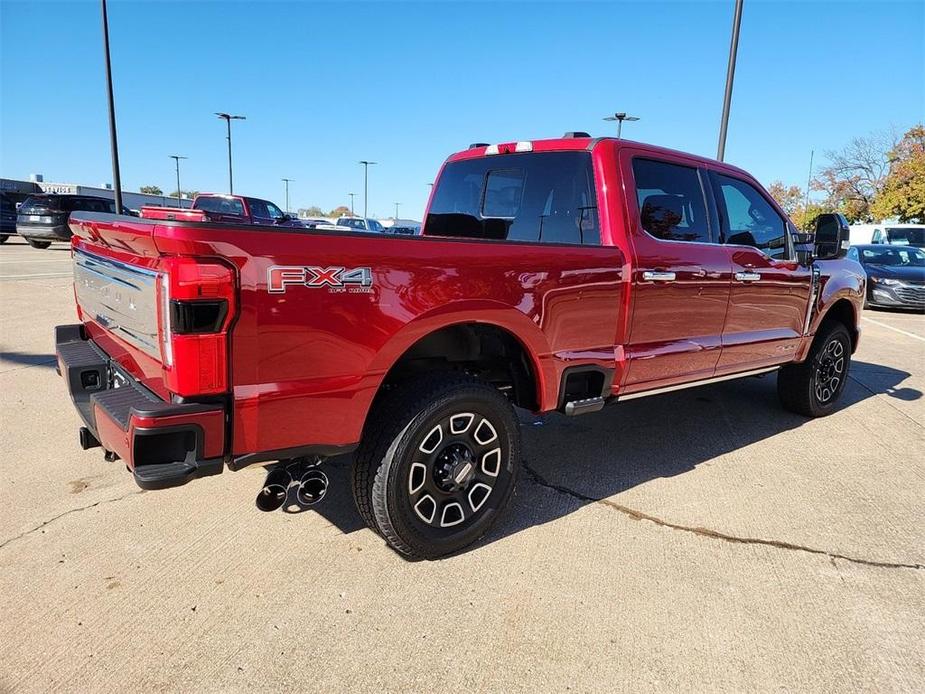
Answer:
xmin=709 ymin=172 xmax=811 ymax=372
xmin=621 ymin=153 xmax=732 ymax=392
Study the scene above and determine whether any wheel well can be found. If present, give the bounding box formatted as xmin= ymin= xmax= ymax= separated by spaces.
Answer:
xmin=376 ymin=323 xmax=539 ymax=411
xmin=821 ymin=299 xmax=859 ymax=350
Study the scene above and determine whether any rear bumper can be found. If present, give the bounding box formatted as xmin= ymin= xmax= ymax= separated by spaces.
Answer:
xmin=55 ymin=324 xmax=226 ymax=490
xmin=17 ymin=222 xmax=71 ymax=241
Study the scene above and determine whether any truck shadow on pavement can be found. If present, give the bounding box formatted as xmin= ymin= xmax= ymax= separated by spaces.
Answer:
xmin=300 ymin=360 xmax=920 ymax=555
xmin=0 ymin=351 xmax=58 ymax=369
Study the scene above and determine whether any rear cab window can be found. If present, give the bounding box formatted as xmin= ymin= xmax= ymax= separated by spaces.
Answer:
xmin=194 ymin=196 xmax=246 ymax=216
xmin=631 ymin=158 xmax=712 ymax=243
xmin=425 ymin=151 xmax=600 ymax=245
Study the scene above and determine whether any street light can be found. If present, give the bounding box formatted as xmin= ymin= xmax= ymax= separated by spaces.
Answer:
xmin=359 ymin=160 xmax=377 ymax=219
xmin=215 ymin=112 xmax=246 ymax=193
xmin=281 ymin=177 xmax=293 ymax=213
xmin=603 ymin=112 xmax=640 ymax=139
xmin=169 ymin=155 xmax=187 ymax=207
xmin=348 ymin=192 xmax=356 ymax=215
xmin=394 ymin=202 xmax=401 ymax=219
xmin=717 ymin=0 xmax=744 ymax=161
xmin=100 ymin=0 xmax=123 ymax=212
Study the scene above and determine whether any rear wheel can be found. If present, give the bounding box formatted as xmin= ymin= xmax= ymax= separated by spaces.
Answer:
xmin=26 ymin=239 xmax=52 ymax=249
xmin=352 ymin=373 xmax=520 ymax=560
xmin=778 ymin=322 xmax=852 ymax=417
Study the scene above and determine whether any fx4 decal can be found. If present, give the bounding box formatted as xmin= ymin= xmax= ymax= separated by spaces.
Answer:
xmin=268 ymin=265 xmax=374 ymax=294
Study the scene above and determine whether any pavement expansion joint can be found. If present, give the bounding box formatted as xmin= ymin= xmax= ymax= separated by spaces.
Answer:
xmin=520 ymin=459 xmax=924 ymax=572
xmin=0 ymin=490 xmax=145 ymax=551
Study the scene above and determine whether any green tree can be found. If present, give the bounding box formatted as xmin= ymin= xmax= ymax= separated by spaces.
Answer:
xmin=871 ymin=124 xmax=925 ymax=223
xmin=168 ymin=190 xmax=198 ymax=200
xmin=812 ymin=130 xmax=898 ymax=223
xmin=139 ymin=185 xmax=163 ymax=195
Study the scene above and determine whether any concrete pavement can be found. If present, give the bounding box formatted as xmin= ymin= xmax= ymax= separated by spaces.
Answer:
xmin=1 ymin=236 xmax=923 ymax=692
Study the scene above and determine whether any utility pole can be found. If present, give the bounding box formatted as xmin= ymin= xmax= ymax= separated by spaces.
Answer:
xmin=359 ymin=160 xmax=377 ymax=219
xmin=348 ymin=192 xmax=356 ymax=215
xmin=603 ymin=112 xmax=640 ymax=139
xmin=394 ymin=202 xmax=401 ymax=219
xmin=170 ymin=155 xmax=187 ymax=207
xmin=717 ymin=0 xmax=744 ymax=161
xmin=100 ymin=0 xmax=123 ymax=212
xmin=804 ymin=150 xmax=814 ymax=212
xmin=215 ymin=112 xmax=245 ymax=193
xmin=281 ymin=178 xmax=293 ymax=213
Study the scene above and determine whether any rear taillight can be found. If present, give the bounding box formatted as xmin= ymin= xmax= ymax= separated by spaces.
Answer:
xmin=156 ymin=257 xmax=236 ymax=396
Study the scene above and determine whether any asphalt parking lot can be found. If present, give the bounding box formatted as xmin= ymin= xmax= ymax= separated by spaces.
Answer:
xmin=1 ymin=236 xmax=922 ymax=692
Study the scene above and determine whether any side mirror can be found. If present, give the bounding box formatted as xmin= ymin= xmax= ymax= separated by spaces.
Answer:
xmin=813 ymin=213 xmax=850 ymax=260
xmin=276 ymin=214 xmax=291 ymax=224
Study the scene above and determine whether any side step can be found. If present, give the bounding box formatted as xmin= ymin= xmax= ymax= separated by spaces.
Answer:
xmin=563 ymin=396 xmax=606 ymax=416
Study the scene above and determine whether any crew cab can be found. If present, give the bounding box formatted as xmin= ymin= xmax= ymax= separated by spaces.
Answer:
xmin=141 ymin=193 xmax=303 ymax=227
xmin=55 ymin=134 xmax=863 ymax=559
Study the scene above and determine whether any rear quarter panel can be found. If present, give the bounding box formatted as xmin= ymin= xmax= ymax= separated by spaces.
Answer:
xmin=152 ymin=225 xmax=624 ymax=457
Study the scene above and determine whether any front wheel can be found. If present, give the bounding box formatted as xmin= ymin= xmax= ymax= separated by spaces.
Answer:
xmin=26 ymin=239 xmax=52 ymax=249
xmin=352 ymin=373 xmax=521 ymax=560
xmin=778 ymin=322 xmax=852 ymax=417
xmin=0 ymin=234 xmax=8 ymax=244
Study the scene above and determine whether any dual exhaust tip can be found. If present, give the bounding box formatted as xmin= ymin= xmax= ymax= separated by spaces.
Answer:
xmin=255 ymin=467 xmax=328 ymax=512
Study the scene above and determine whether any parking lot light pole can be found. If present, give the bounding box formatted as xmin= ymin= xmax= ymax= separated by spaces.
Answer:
xmin=394 ymin=202 xmax=401 ymax=219
xmin=100 ymin=0 xmax=123 ymax=212
xmin=603 ymin=112 xmax=640 ymax=139
xmin=169 ymin=155 xmax=187 ymax=207
xmin=215 ymin=113 xmax=245 ymax=194
xmin=717 ymin=0 xmax=744 ymax=162
xmin=348 ymin=192 xmax=356 ymax=215
xmin=281 ymin=178 xmax=293 ymax=213
xmin=359 ymin=161 xmax=377 ymax=219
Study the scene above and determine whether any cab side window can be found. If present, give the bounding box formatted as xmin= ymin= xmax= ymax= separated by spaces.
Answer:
xmin=249 ymin=199 xmax=271 ymax=220
xmin=632 ymin=158 xmax=711 ymax=243
xmin=713 ymin=174 xmax=788 ymax=259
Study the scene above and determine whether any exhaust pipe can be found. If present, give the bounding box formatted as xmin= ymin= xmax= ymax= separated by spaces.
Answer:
xmin=255 ymin=468 xmax=292 ymax=512
xmin=296 ymin=469 xmax=328 ymax=506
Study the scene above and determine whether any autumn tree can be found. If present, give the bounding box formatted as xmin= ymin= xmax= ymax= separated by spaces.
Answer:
xmin=328 ymin=205 xmax=352 ymax=217
xmin=767 ymin=181 xmax=804 ymax=216
xmin=812 ymin=129 xmax=898 ymax=223
xmin=139 ymin=185 xmax=163 ymax=195
xmin=871 ymin=124 xmax=925 ymax=223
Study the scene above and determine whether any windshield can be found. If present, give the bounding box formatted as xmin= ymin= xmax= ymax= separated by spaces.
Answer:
xmin=338 ymin=218 xmax=366 ymax=229
xmin=886 ymin=227 xmax=925 ymax=246
xmin=860 ymin=246 xmax=925 ymax=267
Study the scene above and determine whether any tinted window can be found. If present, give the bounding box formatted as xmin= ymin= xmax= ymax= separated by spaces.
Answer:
xmin=73 ymin=198 xmax=114 ymax=213
xmin=194 ymin=197 xmax=245 ymax=216
xmin=338 ymin=218 xmax=366 ymax=229
xmin=886 ymin=227 xmax=925 ymax=246
xmin=426 ymin=151 xmax=600 ymax=245
xmin=860 ymin=246 xmax=925 ymax=266
xmin=368 ymin=219 xmax=384 ymax=232
xmin=265 ymin=201 xmax=285 ymax=220
xmin=632 ymin=159 xmax=710 ymax=243
xmin=715 ymin=174 xmax=788 ymax=259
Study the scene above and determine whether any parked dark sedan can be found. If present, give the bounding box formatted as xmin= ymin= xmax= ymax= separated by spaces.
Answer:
xmin=847 ymin=244 xmax=925 ymax=311
xmin=0 ymin=194 xmax=16 ymax=244
xmin=16 ymin=194 xmax=122 ymax=248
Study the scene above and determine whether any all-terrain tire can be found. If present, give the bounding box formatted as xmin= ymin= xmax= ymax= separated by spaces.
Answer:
xmin=26 ymin=239 xmax=52 ymax=249
xmin=778 ymin=321 xmax=852 ymax=417
xmin=352 ymin=373 xmax=520 ymax=560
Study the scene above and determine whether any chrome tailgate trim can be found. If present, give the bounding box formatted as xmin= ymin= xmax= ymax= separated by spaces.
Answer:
xmin=74 ymin=248 xmax=161 ymax=360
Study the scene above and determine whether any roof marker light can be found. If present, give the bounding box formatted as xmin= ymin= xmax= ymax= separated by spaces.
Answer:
xmin=514 ymin=141 xmax=533 ymax=152
xmin=484 ymin=144 xmax=500 ymax=155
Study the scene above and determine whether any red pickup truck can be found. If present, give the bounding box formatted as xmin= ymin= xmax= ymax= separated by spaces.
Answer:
xmin=141 ymin=193 xmax=303 ymax=227
xmin=56 ymin=134 xmax=864 ymax=559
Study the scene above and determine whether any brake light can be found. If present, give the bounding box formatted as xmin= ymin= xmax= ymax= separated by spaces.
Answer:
xmin=156 ymin=257 xmax=236 ymax=396
xmin=484 ymin=141 xmax=533 ymax=155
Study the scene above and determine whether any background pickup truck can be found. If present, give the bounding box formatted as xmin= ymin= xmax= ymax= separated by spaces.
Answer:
xmin=140 ymin=193 xmax=303 ymax=227
xmin=56 ymin=134 xmax=864 ymax=559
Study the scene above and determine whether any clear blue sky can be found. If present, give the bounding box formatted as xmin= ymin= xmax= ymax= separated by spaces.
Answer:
xmin=1 ymin=1 xmax=923 ymax=219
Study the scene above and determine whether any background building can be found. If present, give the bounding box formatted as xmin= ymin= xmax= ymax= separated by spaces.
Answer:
xmin=0 ymin=176 xmax=192 ymax=211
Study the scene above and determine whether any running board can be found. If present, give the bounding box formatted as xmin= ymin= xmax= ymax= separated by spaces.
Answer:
xmin=563 ymin=396 xmax=606 ymax=416
xmin=617 ymin=366 xmax=779 ymax=402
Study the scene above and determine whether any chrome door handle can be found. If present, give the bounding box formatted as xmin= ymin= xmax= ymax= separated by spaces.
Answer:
xmin=735 ymin=271 xmax=761 ymax=282
xmin=642 ymin=271 xmax=676 ymax=282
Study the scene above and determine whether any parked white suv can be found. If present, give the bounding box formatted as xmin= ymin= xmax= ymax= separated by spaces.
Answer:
xmin=335 ymin=216 xmax=385 ymax=233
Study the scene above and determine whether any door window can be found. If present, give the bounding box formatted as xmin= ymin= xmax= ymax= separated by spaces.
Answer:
xmin=714 ymin=174 xmax=788 ymax=259
xmin=265 ymin=201 xmax=285 ymax=220
xmin=631 ymin=158 xmax=711 ymax=243
xmin=249 ymin=199 xmax=271 ymax=220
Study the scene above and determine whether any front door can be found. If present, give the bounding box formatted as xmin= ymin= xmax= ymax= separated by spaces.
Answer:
xmin=620 ymin=153 xmax=732 ymax=393
xmin=708 ymin=172 xmax=812 ymax=373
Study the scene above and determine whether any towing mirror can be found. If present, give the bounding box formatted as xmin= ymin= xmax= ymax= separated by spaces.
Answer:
xmin=813 ymin=213 xmax=850 ymax=260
